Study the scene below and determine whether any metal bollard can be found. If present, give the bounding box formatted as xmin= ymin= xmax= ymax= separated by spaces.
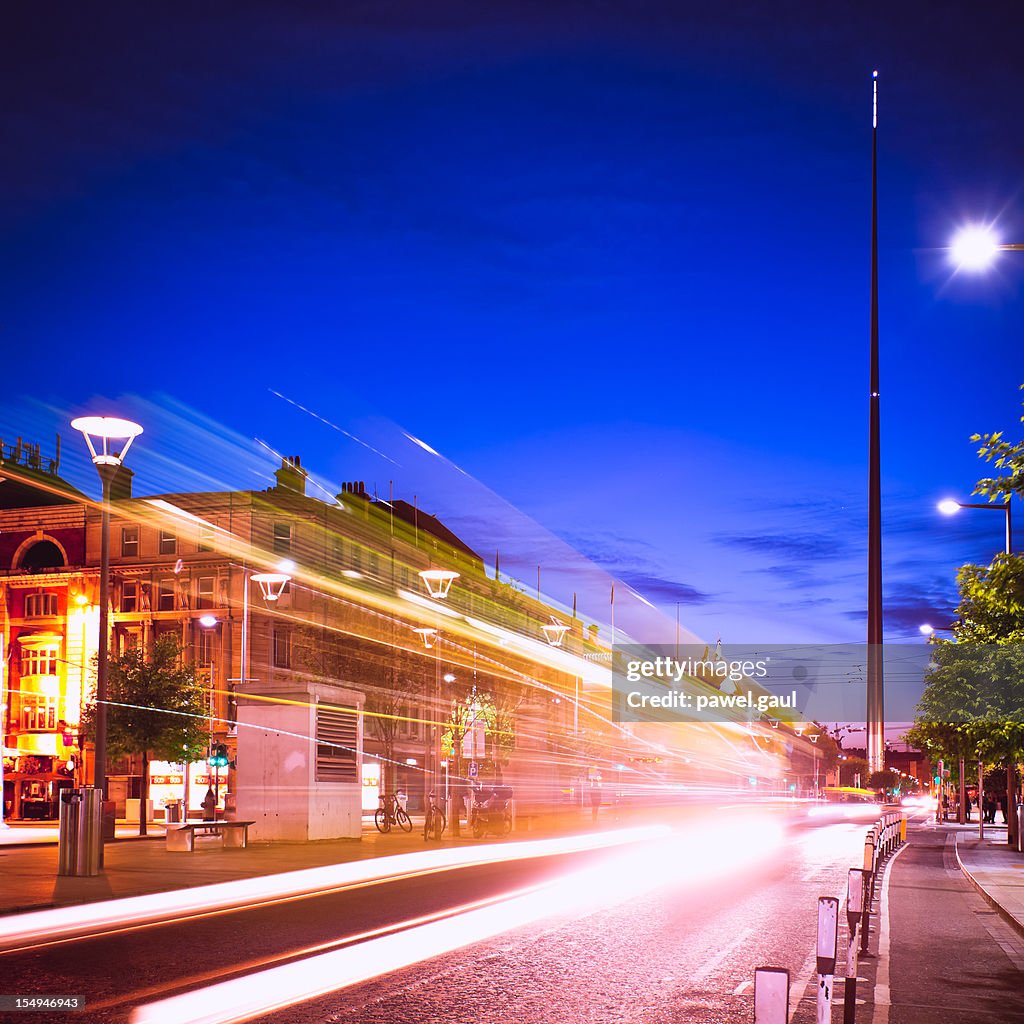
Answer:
xmin=844 ymin=868 xmax=865 ymax=1024
xmin=860 ymin=831 xmax=875 ymax=956
xmin=816 ymin=896 xmax=839 ymax=1024
xmin=754 ymin=967 xmax=790 ymax=1023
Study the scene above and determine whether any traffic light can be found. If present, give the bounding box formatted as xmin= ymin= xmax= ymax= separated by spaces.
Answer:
xmin=208 ymin=743 xmax=229 ymax=768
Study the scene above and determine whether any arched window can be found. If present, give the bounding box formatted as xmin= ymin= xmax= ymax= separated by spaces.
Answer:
xmin=19 ymin=541 xmax=65 ymax=570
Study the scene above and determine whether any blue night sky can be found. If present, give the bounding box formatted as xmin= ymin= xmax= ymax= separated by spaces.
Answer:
xmin=3 ymin=2 xmax=1023 ymax=648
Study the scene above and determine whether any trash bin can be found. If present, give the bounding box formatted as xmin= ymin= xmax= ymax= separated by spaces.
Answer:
xmin=58 ymin=787 xmax=103 ymax=877
xmin=165 ymin=800 xmax=183 ymax=824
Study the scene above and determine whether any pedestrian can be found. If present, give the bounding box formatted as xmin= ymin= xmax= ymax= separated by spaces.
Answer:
xmin=202 ymin=787 xmax=217 ymax=821
xmin=1000 ymin=794 xmax=1009 ymax=824
xmin=965 ymin=791 xmax=972 ymax=822
xmin=588 ymin=777 xmax=602 ymax=823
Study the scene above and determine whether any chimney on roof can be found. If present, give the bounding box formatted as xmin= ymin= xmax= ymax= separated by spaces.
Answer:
xmin=338 ymin=480 xmax=368 ymax=499
xmin=109 ymin=465 xmax=134 ymax=500
xmin=274 ymin=455 xmax=308 ymax=496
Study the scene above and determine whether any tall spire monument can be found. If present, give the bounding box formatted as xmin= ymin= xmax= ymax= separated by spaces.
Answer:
xmin=866 ymin=70 xmax=885 ymax=775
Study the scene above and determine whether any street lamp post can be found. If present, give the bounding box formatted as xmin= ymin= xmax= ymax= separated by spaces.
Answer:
xmin=946 ymin=225 xmax=1022 ymax=849
xmin=71 ymin=416 xmax=143 ymax=806
xmin=418 ymin=569 xmax=458 ymax=833
xmin=938 ymin=498 xmax=1012 ymax=556
xmin=937 ymin=496 xmax=1016 ymax=840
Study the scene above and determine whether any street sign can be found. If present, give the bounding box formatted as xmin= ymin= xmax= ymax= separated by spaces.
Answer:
xmin=469 ymin=761 xmax=478 ymax=778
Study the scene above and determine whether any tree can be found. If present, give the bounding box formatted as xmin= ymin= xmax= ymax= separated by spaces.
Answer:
xmin=867 ymin=768 xmax=900 ymax=798
xmin=972 ymin=382 xmax=1024 ymax=506
xmin=82 ymin=634 xmax=208 ymax=835
xmin=912 ymin=385 xmax=1024 ymax=835
xmin=838 ymin=755 xmax=869 ymax=788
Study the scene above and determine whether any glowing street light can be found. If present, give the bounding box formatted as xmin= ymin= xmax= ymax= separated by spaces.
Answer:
xmin=937 ymin=497 xmax=1012 ymax=556
xmin=949 ymin=225 xmax=1024 ymax=272
xmin=71 ymin=415 xmax=144 ymax=812
xmin=417 ymin=569 xmax=460 ymax=834
xmin=251 ymin=572 xmax=292 ymax=602
xmin=413 ymin=627 xmax=438 ymax=649
xmin=418 ymin=569 xmax=459 ymax=599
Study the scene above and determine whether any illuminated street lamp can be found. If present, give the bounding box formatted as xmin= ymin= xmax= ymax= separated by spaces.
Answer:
xmin=237 ymin=564 xmax=292 ymax=694
xmin=417 ymin=568 xmax=459 ymax=833
xmin=418 ymin=569 xmax=459 ymax=599
xmin=938 ymin=498 xmax=1012 ymax=556
xmin=949 ymin=225 xmax=1024 ymax=271
xmin=71 ymin=415 xmax=143 ymax=803
xmin=542 ymin=619 xmax=570 ymax=648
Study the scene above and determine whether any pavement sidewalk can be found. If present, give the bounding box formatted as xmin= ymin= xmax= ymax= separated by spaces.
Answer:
xmin=953 ymin=819 xmax=1024 ymax=934
xmin=0 ymin=808 xmax=616 ymax=917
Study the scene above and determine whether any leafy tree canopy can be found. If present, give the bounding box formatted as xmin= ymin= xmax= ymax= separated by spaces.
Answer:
xmin=912 ymin=385 xmax=1024 ymax=766
xmin=83 ymin=633 xmax=208 ymax=764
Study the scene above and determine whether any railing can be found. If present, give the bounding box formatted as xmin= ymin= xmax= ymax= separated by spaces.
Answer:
xmin=751 ymin=808 xmax=907 ymax=1023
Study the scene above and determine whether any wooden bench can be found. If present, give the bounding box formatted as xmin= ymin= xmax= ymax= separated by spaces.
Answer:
xmin=166 ymin=820 xmax=256 ymax=852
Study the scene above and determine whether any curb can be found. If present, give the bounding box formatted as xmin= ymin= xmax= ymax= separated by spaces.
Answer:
xmin=953 ymin=832 xmax=1024 ymax=940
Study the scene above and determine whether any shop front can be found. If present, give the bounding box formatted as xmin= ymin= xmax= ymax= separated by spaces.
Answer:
xmin=3 ymin=756 xmax=75 ymax=819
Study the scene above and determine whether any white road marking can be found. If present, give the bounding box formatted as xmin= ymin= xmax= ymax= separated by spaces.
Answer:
xmin=689 ymin=927 xmax=754 ymax=985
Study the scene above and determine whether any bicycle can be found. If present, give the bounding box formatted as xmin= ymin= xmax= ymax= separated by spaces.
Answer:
xmin=423 ymin=791 xmax=446 ymax=841
xmin=374 ymin=793 xmax=412 ymax=834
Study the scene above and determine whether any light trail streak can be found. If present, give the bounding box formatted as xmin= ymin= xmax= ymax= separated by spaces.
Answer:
xmin=0 ymin=827 xmax=665 ymax=954
xmin=89 ymin=880 xmax=554 ymax=1013
xmin=131 ymin=819 xmax=784 ymax=1024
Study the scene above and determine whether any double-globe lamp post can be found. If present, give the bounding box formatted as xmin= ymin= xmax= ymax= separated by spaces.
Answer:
xmin=71 ymin=416 xmax=144 ymax=809
xmin=942 ymin=227 xmax=1019 ymax=846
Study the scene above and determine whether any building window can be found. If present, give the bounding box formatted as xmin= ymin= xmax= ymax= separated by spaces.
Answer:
xmin=19 ymin=645 xmax=59 ymax=677
xmin=121 ymin=526 xmax=139 ymax=558
xmin=21 ymin=695 xmax=59 ymax=731
xmin=315 ymin=706 xmax=358 ymax=782
xmin=121 ymin=581 xmax=139 ymax=613
xmin=24 ymin=592 xmax=59 ymax=617
xmin=351 ymin=545 xmax=362 ymax=572
xmin=272 ymin=625 xmax=291 ymax=668
xmin=197 ymin=629 xmax=213 ymax=668
xmin=273 ymin=523 xmax=292 ymax=554
xmin=196 ymin=576 xmax=215 ymax=609
xmin=158 ymin=579 xmax=176 ymax=612
xmin=159 ymin=530 xmax=177 ymax=555
xmin=198 ymin=525 xmax=215 ymax=553
xmin=368 ymin=553 xmax=380 ymax=580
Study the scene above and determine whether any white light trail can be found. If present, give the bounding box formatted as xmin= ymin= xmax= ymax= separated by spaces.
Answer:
xmin=131 ymin=818 xmax=782 ymax=1024
xmin=0 ymin=828 xmax=665 ymax=953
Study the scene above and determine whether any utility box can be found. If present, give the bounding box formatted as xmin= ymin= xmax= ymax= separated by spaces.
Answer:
xmin=236 ymin=681 xmax=364 ymax=841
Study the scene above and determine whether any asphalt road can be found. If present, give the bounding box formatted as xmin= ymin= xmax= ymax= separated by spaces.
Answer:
xmin=0 ymin=808 xmax=870 ymax=1024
